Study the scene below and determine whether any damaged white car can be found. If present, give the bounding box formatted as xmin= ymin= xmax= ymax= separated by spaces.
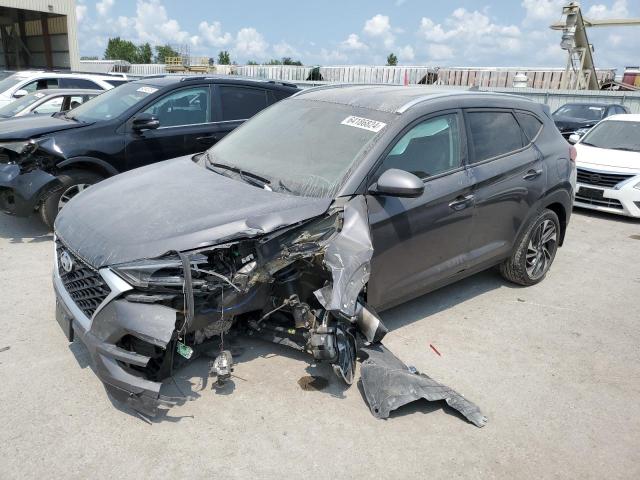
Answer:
xmin=53 ymin=86 xmax=575 ymax=426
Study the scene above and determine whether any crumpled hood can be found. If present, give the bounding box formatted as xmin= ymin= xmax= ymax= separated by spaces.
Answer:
xmin=575 ymin=143 xmax=640 ymax=173
xmin=0 ymin=114 xmax=86 ymax=140
xmin=55 ymin=156 xmax=332 ymax=267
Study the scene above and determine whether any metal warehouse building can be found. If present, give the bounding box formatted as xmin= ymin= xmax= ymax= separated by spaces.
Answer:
xmin=0 ymin=0 xmax=79 ymax=71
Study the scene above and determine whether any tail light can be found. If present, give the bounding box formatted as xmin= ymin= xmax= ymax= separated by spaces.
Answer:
xmin=569 ymin=145 xmax=577 ymax=163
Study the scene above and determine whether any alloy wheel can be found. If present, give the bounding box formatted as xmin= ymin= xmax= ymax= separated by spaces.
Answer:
xmin=57 ymin=183 xmax=92 ymax=212
xmin=525 ymin=219 xmax=557 ymax=280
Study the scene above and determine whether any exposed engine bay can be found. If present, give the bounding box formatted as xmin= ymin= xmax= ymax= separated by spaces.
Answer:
xmin=54 ymin=195 xmax=486 ymax=427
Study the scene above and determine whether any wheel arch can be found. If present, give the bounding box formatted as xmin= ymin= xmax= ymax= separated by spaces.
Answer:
xmin=56 ymin=156 xmax=118 ymax=178
xmin=541 ymin=187 xmax=572 ymax=246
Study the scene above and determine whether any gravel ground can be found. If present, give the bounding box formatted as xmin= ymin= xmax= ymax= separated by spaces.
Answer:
xmin=0 ymin=208 xmax=638 ymax=479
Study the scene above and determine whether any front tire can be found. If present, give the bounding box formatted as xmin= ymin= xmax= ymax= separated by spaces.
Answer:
xmin=39 ymin=169 xmax=103 ymax=229
xmin=500 ymin=209 xmax=560 ymax=286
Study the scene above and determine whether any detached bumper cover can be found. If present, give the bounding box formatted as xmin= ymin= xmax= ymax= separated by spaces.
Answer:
xmin=359 ymin=344 xmax=487 ymax=427
xmin=0 ymin=164 xmax=60 ymax=215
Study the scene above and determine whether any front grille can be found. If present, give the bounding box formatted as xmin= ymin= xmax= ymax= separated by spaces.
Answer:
xmin=56 ymin=241 xmax=110 ymax=318
xmin=575 ymin=195 xmax=623 ymax=210
xmin=577 ymin=168 xmax=633 ymax=188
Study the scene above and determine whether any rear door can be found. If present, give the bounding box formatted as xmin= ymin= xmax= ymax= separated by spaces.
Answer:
xmin=124 ymin=84 xmax=219 ymax=170
xmin=464 ymin=109 xmax=546 ymax=267
xmin=366 ymin=110 xmax=475 ymax=309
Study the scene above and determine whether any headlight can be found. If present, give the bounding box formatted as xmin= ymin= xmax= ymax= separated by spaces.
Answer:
xmin=112 ymin=256 xmax=185 ymax=288
xmin=0 ymin=140 xmax=37 ymax=157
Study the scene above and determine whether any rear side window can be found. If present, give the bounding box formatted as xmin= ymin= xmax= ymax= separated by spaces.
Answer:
xmin=467 ymin=111 xmax=525 ymax=163
xmin=59 ymin=78 xmax=102 ymax=89
xmin=220 ymin=86 xmax=268 ymax=121
xmin=515 ymin=112 xmax=543 ymax=142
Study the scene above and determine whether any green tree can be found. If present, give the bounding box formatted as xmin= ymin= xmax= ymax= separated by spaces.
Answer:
xmin=386 ymin=53 xmax=398 ymax=66
xmin=104 ymin=38 xmax=154 ymax=63
xmin=80 ymin=55 xmax=99 ymax=60
xmin=217 ymin=50 xmax=231 ymax=65
xmin=104 ymin=37 xmax=138 ymax=62
xmin=247 ymin=60 xmax=258 ymax=65
xmin=154 ymin=44 xmax=179 ymax=64
xmin=137 ymin=43 xmax=152 ymax=63
xmin=282 ymin=57 xmax=303 ymax=66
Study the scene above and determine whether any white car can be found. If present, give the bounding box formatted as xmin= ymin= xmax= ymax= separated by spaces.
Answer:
xmin=0 ymin=71 xmax=128 ymax=108
xmin=571 ymin=114 xmax=640 ymax=218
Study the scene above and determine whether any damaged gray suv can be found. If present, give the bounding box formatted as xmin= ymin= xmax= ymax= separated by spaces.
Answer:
xmin=53 ymin=85 xmax=576 ymax=425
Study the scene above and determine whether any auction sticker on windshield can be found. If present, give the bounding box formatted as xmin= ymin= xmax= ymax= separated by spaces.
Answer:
xmin=341 ymin=116 xmax=387 ymax=133
xmin=137 ymin=86 xmax=158 ymax=94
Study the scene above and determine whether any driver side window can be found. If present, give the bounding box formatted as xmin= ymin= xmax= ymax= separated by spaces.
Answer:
xmin=376 ymin=113 xmax=461 ymax=180
xmin=141 ymin=86 xmax=210 ymax=128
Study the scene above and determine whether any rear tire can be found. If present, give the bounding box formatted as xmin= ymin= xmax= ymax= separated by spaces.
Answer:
xmin=500 ymin=209 xmax=560 ymax=286
xmin=39 ymin=169 xmax=103 ymax=230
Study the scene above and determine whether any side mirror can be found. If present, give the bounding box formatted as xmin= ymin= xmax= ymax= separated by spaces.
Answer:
xmin=568 ymin=134 xmax=580 ymax=144
xmin=132 ymin=113 xmax=160 ymax=131
xmin=370 ymin=168 xmax=424 ymax=198
xmin=13 ymin=89 xmax=28 ymax=99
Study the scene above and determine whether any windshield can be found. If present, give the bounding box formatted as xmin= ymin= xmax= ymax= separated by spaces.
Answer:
xmin=553 ymin=104 xmax=605 ymax=121
xmin=203 ymin=98 xmax=390 ymax=198
xmin=68 ymin=82 xmax=159 ymax=122
xmin=580 ymin=120 xmax=640 ymax=152
xmin=0 ymin=91 xmax=44 ymax=117
xmin=0 ymin=74 xmax=25 ymax=94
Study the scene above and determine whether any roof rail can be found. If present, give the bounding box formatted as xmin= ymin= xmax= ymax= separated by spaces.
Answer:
xmin=267 ymin=80 xmax=297 ymax=88
xmin=180 ymin=76 xmax=208 ymax=82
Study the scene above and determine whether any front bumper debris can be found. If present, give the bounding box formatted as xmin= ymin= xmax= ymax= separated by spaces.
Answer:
xmin=0 ymin=164 xmax=60 ymax=215
xmin=359 ymin=344 xmax=487 ymax=427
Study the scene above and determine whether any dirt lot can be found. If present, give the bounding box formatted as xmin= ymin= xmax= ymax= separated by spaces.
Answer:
xmin=0 ymin=209 xmax=638 ymax=479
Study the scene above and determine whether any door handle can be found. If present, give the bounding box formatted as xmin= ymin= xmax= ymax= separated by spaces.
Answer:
xmin=196 ymin=134 xmax=218 ymax=143
xmin=449 ymin=194 xmax=474 ymax=211
xmin=523 ymin=169 xmax=543 ymax=180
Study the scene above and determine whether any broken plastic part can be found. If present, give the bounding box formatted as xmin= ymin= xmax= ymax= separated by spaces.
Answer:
xmin=359 ymin=344 xmax=487 ymax=428
xmin=210 ymin=350 xmax=233 ymax=386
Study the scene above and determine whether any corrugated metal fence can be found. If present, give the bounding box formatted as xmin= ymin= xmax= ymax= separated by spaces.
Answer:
xmin=80 ymin=61 xmax=640 ymax=113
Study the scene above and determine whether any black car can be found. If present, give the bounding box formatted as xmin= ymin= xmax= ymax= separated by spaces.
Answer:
xmin=552 ymin=102 xmax=630 ymax=139
xmin=53 ymin=86 xmax=575 ymax=424
xmin=0 ymin=76 xmax=298 ymax=227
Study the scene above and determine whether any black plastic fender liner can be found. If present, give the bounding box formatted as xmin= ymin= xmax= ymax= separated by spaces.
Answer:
xmin=359 ymin=344 xmax=488 ymax=427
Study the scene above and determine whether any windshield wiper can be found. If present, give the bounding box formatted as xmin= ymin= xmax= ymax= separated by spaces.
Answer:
xmin=208 ymin=161 xmax=272 ymax=190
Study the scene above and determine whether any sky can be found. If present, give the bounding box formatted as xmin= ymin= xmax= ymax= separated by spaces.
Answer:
xmin=75 ymin=0 xmax=639 ymax=71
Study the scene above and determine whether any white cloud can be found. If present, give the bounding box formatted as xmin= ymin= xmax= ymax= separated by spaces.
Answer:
xmin=587 ymin=0 xmax=628 ymax=19
xmin=96 ymin=0 xmax=114 ymax=16
xmin=341 ymin=33 xmax=368 ymax=51
xmin=197 ymin=21 xmax=232 ymax=48
xmin=273 ymin=41 xmax=300 ymax=58
xmin=363 ymin=14 xmax=395 ymax=48
xmin=397 ymin=45 xmax=415 ymax=62
xmin=234 ymin=28 xmax=269 ymax=59
xmin=418 ymin=8 xmax=522 ymax=64
xmin=521 ymin=0 xmax=564 ymax=23
xmin=76 ymin=4 xmax=87 ymax=23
